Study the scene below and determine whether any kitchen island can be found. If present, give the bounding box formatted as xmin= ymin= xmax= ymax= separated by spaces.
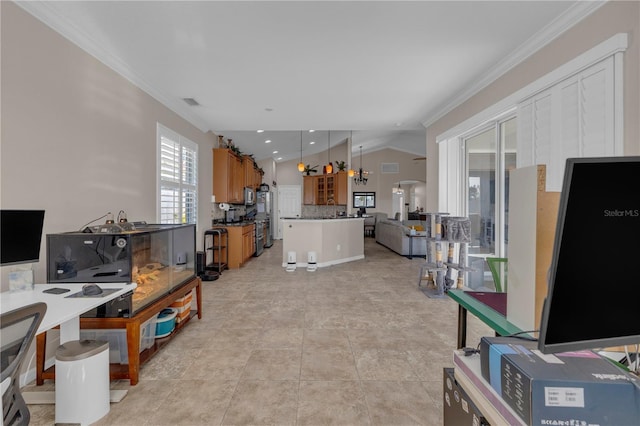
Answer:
xmin=282 ymin=217 xmax=364 ymax=269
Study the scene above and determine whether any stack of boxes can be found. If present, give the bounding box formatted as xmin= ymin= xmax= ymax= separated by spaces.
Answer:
xmin=479 ymin=336 xmax=640 ymax=425
xmin=170 ymin=290 xmax=193 ymax=324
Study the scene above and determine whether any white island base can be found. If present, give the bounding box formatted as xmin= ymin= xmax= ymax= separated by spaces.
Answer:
xmin=282 ymin=218 xmax=364 ymax=269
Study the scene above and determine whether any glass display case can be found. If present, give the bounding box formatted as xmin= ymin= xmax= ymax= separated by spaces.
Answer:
xmin=47 ymin=224 xmax=195 ymax=315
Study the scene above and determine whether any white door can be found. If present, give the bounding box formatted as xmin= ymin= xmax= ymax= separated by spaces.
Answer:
xmin=276 ymin=185 xmax=301 ymax=239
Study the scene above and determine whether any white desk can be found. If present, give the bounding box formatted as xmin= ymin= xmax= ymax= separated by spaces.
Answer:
xmin=1 ymin=282 xmax=136 ymax=406
xmin=1 ymin=283 xmax=136 ymax=344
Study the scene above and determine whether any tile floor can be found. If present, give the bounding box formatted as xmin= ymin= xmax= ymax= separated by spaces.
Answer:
xmin=26 ymin=237 xmax=492 ymax=425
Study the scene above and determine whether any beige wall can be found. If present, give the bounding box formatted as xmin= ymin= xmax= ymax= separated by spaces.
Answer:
xmin=424 ymin=0 xmax=640 ymax=211
xmin=268 ymin=144 xmax=426 ymax=217
xmin=0 ymin=3 xmax=216 ymax=289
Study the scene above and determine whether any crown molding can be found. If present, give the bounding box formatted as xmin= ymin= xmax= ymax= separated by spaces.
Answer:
xmin=421 ymin=0 xmax=607 ymax=128
xmin=15 ymin=1 xmax=211 ymax=133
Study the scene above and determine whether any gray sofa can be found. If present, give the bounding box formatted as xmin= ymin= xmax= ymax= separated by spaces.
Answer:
xmin=375 ymin=218 xmax=428 ymax=256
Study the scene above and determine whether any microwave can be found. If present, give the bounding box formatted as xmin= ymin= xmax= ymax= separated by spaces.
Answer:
xmin=244 ymin=187 xmax=255 ymax=205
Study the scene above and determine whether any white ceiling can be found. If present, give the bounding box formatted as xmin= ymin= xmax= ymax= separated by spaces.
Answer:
xmin=17 ymin=1 xmax=599 ymax=163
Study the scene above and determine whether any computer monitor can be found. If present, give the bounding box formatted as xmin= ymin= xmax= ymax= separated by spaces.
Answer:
xmin=538 ymin=157 xmax=640 ymax=354
xmin=1 ymin=210 xmax=45 ymax=266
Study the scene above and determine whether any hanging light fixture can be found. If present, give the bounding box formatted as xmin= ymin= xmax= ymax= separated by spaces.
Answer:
xmin=348 ymin=131 xmax=355 ymax=177
xmin=353 ymin=145 xmax=368 ymax=185
xmin=325 ymin=131 xmax=333 ymax=174
xmin=297 ymin=130 xmax=305 ymax=172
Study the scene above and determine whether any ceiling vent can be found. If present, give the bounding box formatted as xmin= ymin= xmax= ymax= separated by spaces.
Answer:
xmin=182 ymin=97 xmax=200 ymax=106
xmin=381 ymin=163 xmax=399 ymax=174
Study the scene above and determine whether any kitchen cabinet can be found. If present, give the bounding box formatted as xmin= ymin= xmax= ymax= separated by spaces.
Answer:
xmin=242 ymin=155 xmax=264 ymax=191
xmin=242 ymin=226 xmax=255 ymax=263
xmin=303 ymin=171 xmax=348 ymax=205
xmin=213 ymin=148 xmax=244 ymax=204
xmin=303 ymin=175 xmax=316 ymax=205
xmin=225 ymin=224 xmax=255 ymax=268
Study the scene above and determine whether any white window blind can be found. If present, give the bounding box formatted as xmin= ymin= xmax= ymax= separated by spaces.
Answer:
xmin=158 ymin=124 xmax=198 ymax=224
xmin=517 ymin=56 xmax=617 ymax=191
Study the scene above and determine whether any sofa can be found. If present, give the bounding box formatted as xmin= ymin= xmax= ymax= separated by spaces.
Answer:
xmin=375 ymin=218 xmax=428 ymax=256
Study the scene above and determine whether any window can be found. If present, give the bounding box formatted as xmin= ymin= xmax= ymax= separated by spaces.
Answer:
xmin=157 ymin=124 xmax=198 ymax=224
xmin=353 ymin=192 xmax=376 ymax=208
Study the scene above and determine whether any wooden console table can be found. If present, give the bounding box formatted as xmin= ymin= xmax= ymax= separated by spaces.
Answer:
xmin=36 ymin=276 xmax=202 ymax=385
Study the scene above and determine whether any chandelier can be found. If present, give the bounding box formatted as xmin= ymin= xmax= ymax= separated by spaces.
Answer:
xmin=353 ymin=145 xmax=368 ymax=185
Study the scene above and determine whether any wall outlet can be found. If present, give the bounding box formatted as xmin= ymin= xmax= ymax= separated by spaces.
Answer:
xmin=336 ymin=244 xmax=341 ymax=251
xmin=211 ymin=195 xmax=215 ymax=203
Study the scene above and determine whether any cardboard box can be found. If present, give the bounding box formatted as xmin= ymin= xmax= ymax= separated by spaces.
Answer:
xmin=480 ymin=336 xmax=640 ymax=425
xmin=443 ymin=368 xmax=490 ymax=426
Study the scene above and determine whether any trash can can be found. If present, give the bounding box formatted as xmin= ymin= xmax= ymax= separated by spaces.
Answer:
xmin=55 ymin=339 xmax=110 ymax=425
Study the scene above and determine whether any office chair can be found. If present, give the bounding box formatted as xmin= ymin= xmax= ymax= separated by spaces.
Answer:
xmin=486 ymin=257 xmax=508 ymax=293
xmin=1 ymin=302 xmax=47 ymax=426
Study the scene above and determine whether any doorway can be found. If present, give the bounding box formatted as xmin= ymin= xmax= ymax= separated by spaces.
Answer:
xmin=276 ymin=185 xmax=301 ymax=239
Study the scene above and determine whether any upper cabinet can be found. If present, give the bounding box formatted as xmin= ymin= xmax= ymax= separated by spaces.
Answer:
xmin=213 ymin=148 xmax=244 ymax=204
xmin=242 ymin=155 xmax=263 ymax=190
xmin=303 ymin=171 xmax=347 ymax=205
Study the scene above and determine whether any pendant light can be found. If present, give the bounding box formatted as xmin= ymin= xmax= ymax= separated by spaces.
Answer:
xmin=348 ymin=131 xmax=355 ymax=177
xmin=325 ymin=131 xmax=333 ymax=174
xmin=354 ymin=145 xmax=368 ymax=185
xmin=297 ymin=130 xmax=305 ymax=172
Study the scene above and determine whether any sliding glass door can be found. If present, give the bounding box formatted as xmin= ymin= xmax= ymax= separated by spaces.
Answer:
xmin=464 ymin=116 xmax=516 ymax=258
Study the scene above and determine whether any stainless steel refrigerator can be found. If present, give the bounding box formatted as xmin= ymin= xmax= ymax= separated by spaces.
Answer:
xmin=256 ymin=190 xmax=274 ymax=247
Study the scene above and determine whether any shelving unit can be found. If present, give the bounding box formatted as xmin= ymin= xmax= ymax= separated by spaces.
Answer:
xmin=204 ymin=228 xmax=228 ymax=273
xmin=418 ymin=213 xmax=473 ymax=298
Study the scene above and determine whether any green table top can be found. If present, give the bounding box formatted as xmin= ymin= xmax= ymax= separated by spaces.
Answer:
xmin=447 ymin=289 xmax=525 ymax=337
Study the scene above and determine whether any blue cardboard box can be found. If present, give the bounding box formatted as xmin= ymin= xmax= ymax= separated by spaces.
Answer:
xmin=480 ymin=336 xmax=640 ymax=425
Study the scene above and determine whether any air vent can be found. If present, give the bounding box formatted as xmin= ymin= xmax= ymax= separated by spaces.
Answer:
xmin=381 ymin=163 xmax=399 ymax=174
xmin=183 ymin=98 xmax=200 ymax=106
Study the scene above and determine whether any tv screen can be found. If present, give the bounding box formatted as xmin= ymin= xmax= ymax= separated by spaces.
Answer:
xmin=1 ymin=210 xmax=45 ymax=266
xmin=538 ymin=157 xmax=640 ymax=354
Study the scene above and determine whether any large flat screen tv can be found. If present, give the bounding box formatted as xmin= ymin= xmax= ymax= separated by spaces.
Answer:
xmin=538 ymin=156 xmax=640 ymax=354
xmin=0 ymin=210 xmax=45 ymax=266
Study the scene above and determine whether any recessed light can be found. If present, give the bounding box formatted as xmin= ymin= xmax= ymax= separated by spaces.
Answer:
xmin=182 ymin=97 xmax=199 ymax=106
xmin=257 ymin=129 xmax=264 ymax=133
xmin=276 ymin=157 xmax=283 ymax=160
xmin=310 ymin=141 xmax=315 ymax=145
xmin=272 ymin=150 xmax=278 ymax=154
xmin=309 ymin=130 xmax=315 ymax=133
xmin=265 ymin=139 xmax=271 ymax=144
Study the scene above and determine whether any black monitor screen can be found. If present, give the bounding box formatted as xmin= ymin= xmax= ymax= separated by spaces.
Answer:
xmin=1 ymin=210 xmax=45 ymax=266
xmin=538 ymin=157 xmax=640 ymax=354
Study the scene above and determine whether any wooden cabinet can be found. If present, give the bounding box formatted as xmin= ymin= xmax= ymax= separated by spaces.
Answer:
xmin=225 ymin=224 xmax=255 ymax=268
xmin=303 ymin=171 xmax=348 ymax=205
xmin=303 ymin=175 xmax=316 ymax=205
xmin=213 ymin=148 xmax=243 ymax=203
xmin=242 ymin=155 xmax=264 ymax=191
xmin=335 ymin=171 xmax=348 ymax=205
xmin=242 ymin=226 xmax=255 ymax=263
